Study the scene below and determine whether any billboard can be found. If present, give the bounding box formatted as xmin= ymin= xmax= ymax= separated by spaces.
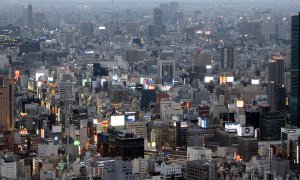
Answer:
xmin=15 ymin=70 xmax=20 ymax=79
xmin=227 ymin=76 xmax=234 ymax=83
xmin=125 ymin=114 xmax=136 ymax=122
xmin=225 ymin=122 xmax=241 ymax=132
xmin=204 ymin=76 xmax=214 ymax=83
xmin=251 ymin=79 xmax=260 ymax=85
xmin=111 ymin=115 xmax=125 ymax=126
xmin=36 ymin=73 xmax=44 ymax=81
xmin=236 ymin=100 xmax=244 ymax=108
xmin=237 ymin=126 xmax=254 ymax=136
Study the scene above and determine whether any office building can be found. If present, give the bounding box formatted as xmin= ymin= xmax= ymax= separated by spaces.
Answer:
xmin=132 ymin=157 xmax=148 ymax=178
xmin=157 ymin=59 xmax=175 ymax=84
xmin=160 ymin=162 xmax=183 ymax=180
xmin=100 ymin=159 xmax=137 ymax=180
xmin=245 ymin=111 xmax=261 ymax=129
xmin=160 ymin=4 xmax=169 ymax=23
xmin=281 ymin=127 xmax=300 ymax=169
xmin=270 ymin=157 xmax=290 ymax=179
xmin=80 ymin=22 xmax=94 ymax=37
xmin=59 ymin=32 xmax=74 ymax=47
xmin=99 ymin=128 xmax=144 ymax=160
xmin=0 ymin=157 xmax=17 ymax=179
xmin=268 ymin=55 xmax=284 ymax=84
xmin=290 ymin=13 xmax=300 ymax=127
xmin=19 ymin=41 xmax=41 ymax=55
xmin=186 ymin=160 xmax=216 ymax=180
xmin=170 ymin=1 xmax=179 ymax=19
xmin=167 ymin=120 xmax=188 ymax=150
xmin=115 ymin=136 xmax=144 ymax=160
xmin=27 ymin=4 xmax=34 ymax=27
xmin=0 ymin=78 xmax=15 ymax=131
xmin=187 ymin=128 xmax=218 ymax=151
xmin=261 ymin=111 xmax=285 ymax=140
xmin=267 ymin=55 xmax=286 ymax=111
xmin=187 ymin=146 xmax=212 ymax=162
xmin=140 ymin=90 xmax=156 ymax=110
xmin=221 ymin=46 xmax=234 ymax=69
xmin=238 ymin=137 xmax=258 ymax=162
xmin=150 ymin=8 xmax=165 ymax=38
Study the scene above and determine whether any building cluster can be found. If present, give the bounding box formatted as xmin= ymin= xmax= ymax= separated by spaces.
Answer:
xmin=0 ymin=0 xmax=299 ymax=179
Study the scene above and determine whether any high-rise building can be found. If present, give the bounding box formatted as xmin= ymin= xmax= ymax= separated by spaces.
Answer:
xmin=290 ymin=13 xmax=300 ymax=127
xmin=167 ymin=120 xmax=188 ymax=150
xmin=186 ymin=160 xmax=217 ymax=180
xmin=160 ymin=4 xmax=169 ymax=23
xmin=152 ymin=7 xmax=164 ymax=38
xmin=170 ymin=1 xmax=179 ymax=19
xmin=220 ymin=46 xmax=234 ymax=69
xmin=27 ymin=4 xmax=33 ymax=27
xmin=267 ymin=55 xmax=285 ymax=111
xmin=157 ymin=59 xmax=176 ymax=84
xmin=237 ymin=137 xmax=258 ymax=162
xmin=260 ymin=111 xmax=285 ymax=141
xmin=268 ymin=55 xmax=284 ymax=84
xmin=80 ymin=22 xmax=94 ymax=37
xmin=0 ymin=78 xmax=15 ymax=131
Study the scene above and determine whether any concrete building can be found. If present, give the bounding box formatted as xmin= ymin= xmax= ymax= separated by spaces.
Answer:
xmin=157 ymin=59 xmax=176 ymax=84
xmin=187 ymin=146 xmax=212 ymax=162
xmin=0 ymin=78 xmax=15 ymax=131
xmin=0 ymin=157 xmax=17 ymax=179
xmin=221 ymin=46 xmax=234 ymax=69
xmin=38 ymin=139 xmax=59 ymax=157
xmin=186 ymin=160 xmax=216 ymax=180
xmin=160 ymin=162 xmax=183 ymax=180
xmin=238 ymin=137 xmax=258 ymax=162
xmin=132 ymin=157 xmax=148 ymax=178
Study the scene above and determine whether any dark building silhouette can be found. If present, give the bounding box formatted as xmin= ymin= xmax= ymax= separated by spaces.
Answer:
xmin=19 ymin=41 xmax=41 ymax=55
xmin=187 ymin=160 xmax=217 ymax=180
xmin=238 ymin=137 xmax=258 ymax=162
xmin=140 ymin=90 xmax=156 ymax=110
xmin=267 ymin=55 xmax=285 ymax=111
xmin=221 ymin=46 xmax=234 ymax=69
xmin=27 ymin=4 xmax=34 ymax=27
xmin=93 ymin=63 xmax=109 ymax=77
xmin=290 ymin=13 xmax=300 ymax=127
xmin=245 ymin=110 xmax=260 ymax=129
xmin=98 ymin=127 xmax=144 ymax=160
xmin=260 ymin=111 xmax=285 ymax=140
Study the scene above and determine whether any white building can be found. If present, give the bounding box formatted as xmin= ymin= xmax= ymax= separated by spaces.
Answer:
xmin=246 ymin=156 xmax=270 ymax=175
xmin=187 ymin=146 xmax=212 ymax=162
xmin=160 ymin=162 xmax=182 ymax=180
xmin=160 ymin=101 xmax=183 ymax=124
xmin=38 ymin=139 xmax=59 ymax=157
xmin=0 ymin=158 xmax=17 ymax=179
xmin=132 ymin=157 xmax=148 ymax=178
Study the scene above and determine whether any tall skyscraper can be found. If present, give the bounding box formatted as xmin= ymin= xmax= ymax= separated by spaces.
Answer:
xmin=0 ymin=78 xmax=15 ymax=131
xmin=268 ymin=55 xmax=284 ymax=84
xmin=220 ymin=46 xmax=234 ymax=69
xmin=160 ymin=4 xmax=169 ymax=23
xmin=267 ymin=55 xmax=285 ymax=111
xmin=27 ymin=4 xmax=33 ymax=27
xmin=290 ymin=13 xmax=300 ymax=127
xmin=170 ymin=1 xmax=179 ymax=18
xmin=148 ymin=7 xmax=165 ymax=38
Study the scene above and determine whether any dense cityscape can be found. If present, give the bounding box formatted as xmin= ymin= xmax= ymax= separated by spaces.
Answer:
xmin=0 ymin=0 xmax=300 ymax=179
